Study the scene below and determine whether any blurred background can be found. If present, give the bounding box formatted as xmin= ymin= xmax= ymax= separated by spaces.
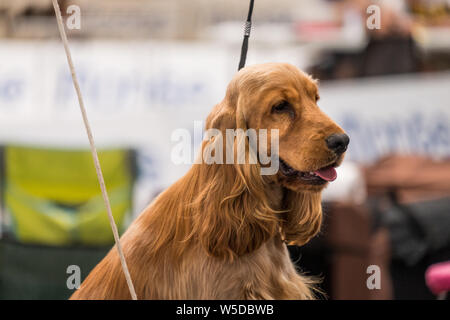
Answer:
xmin=0 ymin=0 xmax=449 ymax=299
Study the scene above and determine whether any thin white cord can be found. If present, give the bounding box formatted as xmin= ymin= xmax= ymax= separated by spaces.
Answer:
xmin=51 ymin=0 xmax=137 ymax=300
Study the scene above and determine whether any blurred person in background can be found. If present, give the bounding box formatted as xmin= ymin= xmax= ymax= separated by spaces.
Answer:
xmin=313 ymin=0 xmax=450 ymax=79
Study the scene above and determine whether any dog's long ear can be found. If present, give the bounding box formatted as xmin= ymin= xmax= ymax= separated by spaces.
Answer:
xmin=206 ymin=76 xmax=249 ymax=132
xmin=205 ymin=103 xmax=236 ymax=133
xmin=281 ymin=190 xmax=322 ymax=246
xmin=192 ymin=87 xmax=280 ymax=261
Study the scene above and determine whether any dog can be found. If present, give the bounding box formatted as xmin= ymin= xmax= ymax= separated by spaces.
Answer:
xmin=71 ymin=62 xmax=349 ymax=299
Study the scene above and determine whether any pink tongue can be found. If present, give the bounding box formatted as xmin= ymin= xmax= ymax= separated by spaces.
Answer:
xmin=314 ymin=167 xmax=337 ymax=182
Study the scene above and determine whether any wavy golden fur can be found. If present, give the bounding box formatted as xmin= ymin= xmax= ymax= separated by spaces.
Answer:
xmin=71 ymin=63 xmax=347 ymax=300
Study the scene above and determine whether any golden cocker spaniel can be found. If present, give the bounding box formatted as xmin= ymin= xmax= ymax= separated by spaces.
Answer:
xmin=71 ymin=62 xmax=349 ymax=300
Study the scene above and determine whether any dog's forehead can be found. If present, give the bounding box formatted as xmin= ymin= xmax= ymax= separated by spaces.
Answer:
xmin=275 ymin=64 xmax=318 ymax=95
xmin=238 ymin=63 xmax=318 ymax=97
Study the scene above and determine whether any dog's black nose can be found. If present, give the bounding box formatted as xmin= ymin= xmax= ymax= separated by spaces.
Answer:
xmin=326 ymin=133 xmax=349 ymax=154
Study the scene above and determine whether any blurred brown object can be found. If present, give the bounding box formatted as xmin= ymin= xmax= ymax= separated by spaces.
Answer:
xmin=326 ymin=203 xmax=393 ymax=299
xmin=409 ymin=0 xmax=450 ymax=26
xmin=364 ymin=155 xmax=450 ymax=204
xmin=0 ymin=0 xmax=52 ymax=16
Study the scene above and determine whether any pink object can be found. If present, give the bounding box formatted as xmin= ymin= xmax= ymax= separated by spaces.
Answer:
xmin=425 ymin=261 xmax=450 ymax=296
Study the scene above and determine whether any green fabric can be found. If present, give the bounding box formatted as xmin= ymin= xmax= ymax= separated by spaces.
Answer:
xmin=4 ymin=146 xmax=134 ymax=245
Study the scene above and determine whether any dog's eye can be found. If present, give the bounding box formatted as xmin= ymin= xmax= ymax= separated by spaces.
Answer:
xmin=271 ymin=101 xmax=292 ymax=114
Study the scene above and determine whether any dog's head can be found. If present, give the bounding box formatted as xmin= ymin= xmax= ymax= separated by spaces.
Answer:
xmin=207 ymin=62 xmax=348 ymax=192
xmin=197 ymin=63 xmax=349 ymax=259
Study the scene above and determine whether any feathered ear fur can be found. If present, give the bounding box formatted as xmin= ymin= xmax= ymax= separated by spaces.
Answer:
xmin=280 ymin=191 xmax=323 ymax=246
xmin=192 ymin=78 xmax=323 ymax=261
xmin=191 ymin=86 xmax=280 ymax=261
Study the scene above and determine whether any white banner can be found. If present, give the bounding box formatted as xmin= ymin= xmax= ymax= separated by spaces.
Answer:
xmin=0 ymin=40 xmax=449 ymax=207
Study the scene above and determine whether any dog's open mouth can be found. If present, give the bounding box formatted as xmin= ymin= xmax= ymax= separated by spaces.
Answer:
xmin=279 ymin=158 xmax=337 ymax=185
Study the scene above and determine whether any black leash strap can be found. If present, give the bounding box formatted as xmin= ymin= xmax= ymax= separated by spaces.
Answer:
xmin=238 ymin=0 xmax=255 ymax=71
